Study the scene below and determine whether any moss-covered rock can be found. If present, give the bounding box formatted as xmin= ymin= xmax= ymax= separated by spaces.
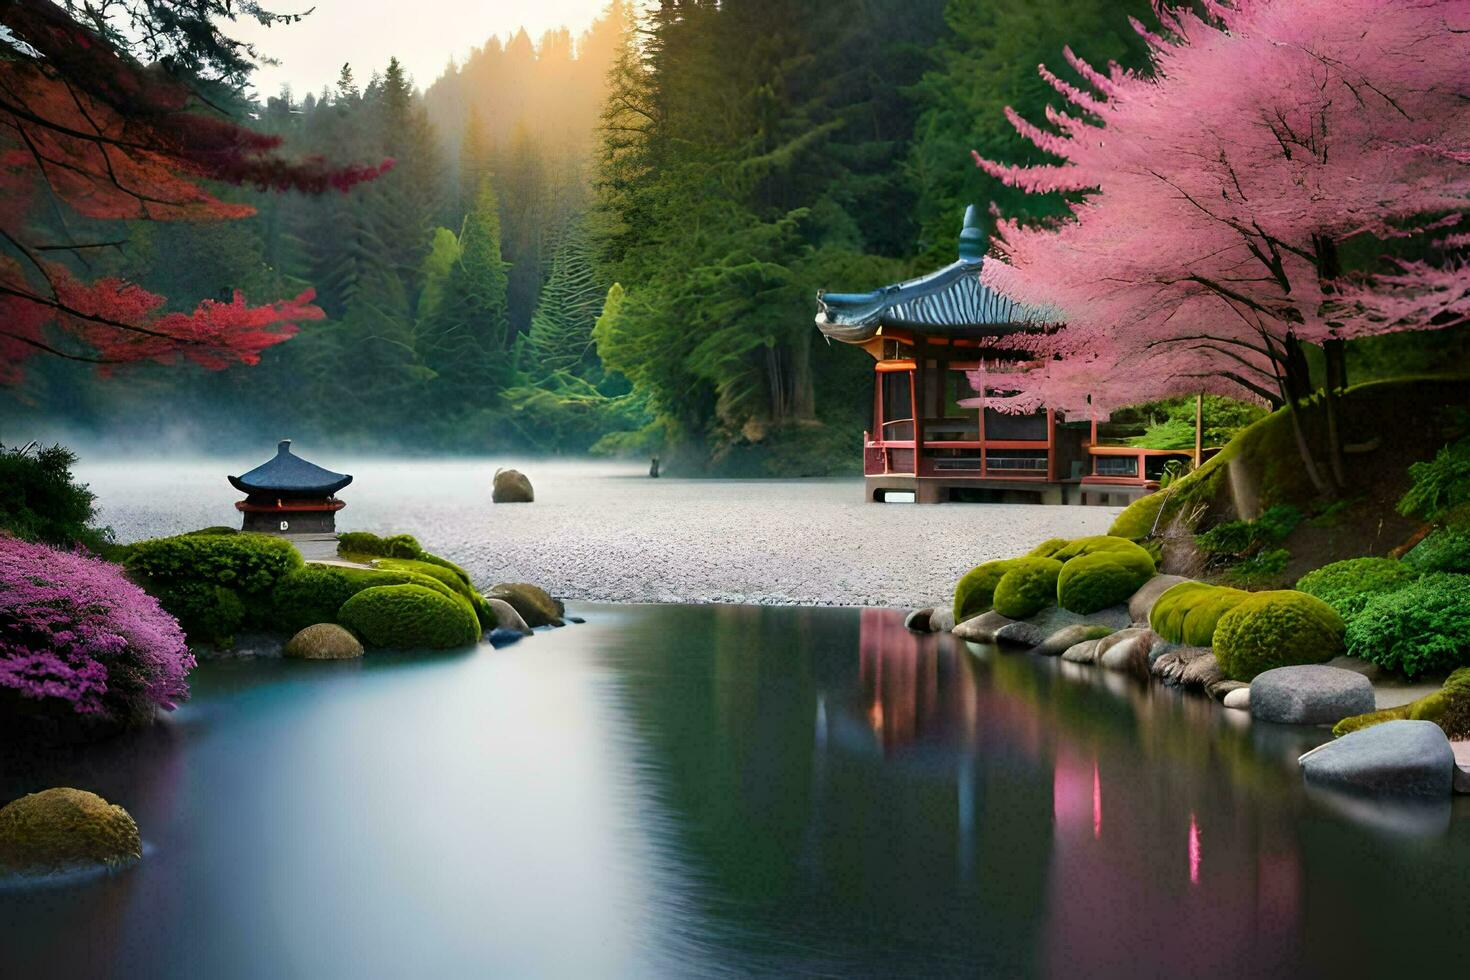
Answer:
xmin=1025 ymin=538 xmax=1071 ymax=559
xmin=284 ymin=623 xmax=363 ymax=660
xmin=0 ymin=788 xmax=141 ymax=874
xmin=1057 ymin=550 xmax=1155 ymax=615
xmin=1213 ymin=590 xmax=1345 ymax=681
xmin=1109 ymin=493 xmax=1167 ymax=540
xmin=488 ymin=583 xmax=564 ymax=627
xmin=1331 ymin=666 xmax=1470 ymax=738
xmin=492 ymin=468 xmax=535 ymax=503
xmin=952 ymin=560 xmax=1016 ymax=624
xmin=993 ymin=558 xmax=1064 ymax=619
xmin=336 ymin=531 xmax=426 ymax=560
xmin=1150 ymin=581 xmax=1251 ymax=647
xmin=270 ymin=564 xmax=465 ymax=634
xmin=1440 ymin=666 xmax=1470 ymax=739
xmin=337 ymin=584 xmax=481 ymax=650
xmin=1050 ymin=535 xmax=1155 ymax=565
xmin=1295 ymin=557 xmax=1420 ymax=620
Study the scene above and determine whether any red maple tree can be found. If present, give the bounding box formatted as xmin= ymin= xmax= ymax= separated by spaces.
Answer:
xmin=0 ymin=0 xmax=392 ymax=382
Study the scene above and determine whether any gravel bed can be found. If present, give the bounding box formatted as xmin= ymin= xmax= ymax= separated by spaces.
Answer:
xmin=81 ymin=457 xmax=1121 ymax=607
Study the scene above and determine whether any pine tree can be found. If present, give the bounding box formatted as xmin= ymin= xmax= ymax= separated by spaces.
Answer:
xmin=525 ymin=218 xmax=606 ymax=379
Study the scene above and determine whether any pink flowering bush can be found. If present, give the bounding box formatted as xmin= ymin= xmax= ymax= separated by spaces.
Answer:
xmin=0 ymin=536 xmax=194 ymax=732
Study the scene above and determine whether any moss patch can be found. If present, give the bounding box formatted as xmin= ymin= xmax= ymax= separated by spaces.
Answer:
xmin=271 ymin=564 xmax=465 ymax=635
xmin=993 ymin=558 xmax=1063 ymax=619
xmin=1149 ymin=581 xmax=1251 ymax=647
xmin=1213 ymin=590 xmax=1345 ymax=681
xmin=1057 ymin=551 xmax=1155 ymax=615
xmin=1295 ymin=557 xmax=1420 ymax=620
xmin=0 ymin=788 xmax=141 ymax=874
xmin=338 ymin=584 xmax=481 ymax=650
xmin=953 ymin=560 xmax=1016 ymax=624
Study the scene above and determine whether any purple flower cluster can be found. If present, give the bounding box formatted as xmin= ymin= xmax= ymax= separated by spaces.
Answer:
xmin=0 ymin=536 xmax=194 ymax=720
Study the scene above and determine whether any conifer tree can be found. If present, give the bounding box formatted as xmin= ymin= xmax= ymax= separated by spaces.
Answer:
xmin=526 ymin=219 xmax=606 ymax=378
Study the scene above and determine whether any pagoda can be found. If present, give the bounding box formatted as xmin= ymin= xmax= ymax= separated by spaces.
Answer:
xmin=815 ymin=206 xmax=1201 ymax=505
xmin=229 ymin=440 xmax=352 ymax=534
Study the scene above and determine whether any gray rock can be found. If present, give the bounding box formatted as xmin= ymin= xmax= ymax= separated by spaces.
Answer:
xmin=284 ymin=623 xmax=363 ymax=660
xmin=492 ymin=468 xmax=534 ymax=503
xmin=1223 ymin=687 xmax=1251 ymax=710
xmin=1150 ymin=644 xmax=1214 ymax=686
xmin=1078 ymin=604 xmax=1133 ymax=632
xmin=487 ymin=628 xmax=526 ymax=648
xmin=484 ymin=597 xmax=532 ymax=635
xmin=1096 ymin=628 xmax=1156 ymax=678
xmin=1251 ymin=665 xmax=1376 ymax=726
xmin=1129 ymin=574 xmax=1192 ymax=625
xmin=1455 ymin=763 xmax=1470 ymax=795
xmin=1062 ymin=640 xmax=1101 ymax=664
xmin=929 ymin=607 xmax=956 ymax=633
xmin=1299 ymin=721 xmax=1454 ymax=797
xmin=1181 ymin=652 xmax=1224 ymax=691
xmin=1209 ymin=679 xmax=1249 ymax=702
xmin=952 ymin=610 xmax=1015 ymax=643
xmin=994 ymin=621 xmax=1050 ymax=648
xmin=1034 ymin=623 xmax=1116 ymax=657
xmin=904 ymin=608 xmax=935 ymax=633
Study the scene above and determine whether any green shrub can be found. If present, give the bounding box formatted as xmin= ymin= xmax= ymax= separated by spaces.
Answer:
xmin=338 ymin=584 xmax=481 ymax=650
xmin=1345 ymin=573 xmax=1470 ymax=677
xmin=0 ymin=443 xmax=110 ymax=551
xmin=953 ymin=560 xmax=1016 ymax=623
xmin=1149 ymin=581 xmax=1251 ymax=646
xmin=1025 ymin=538 xmax=1070 ymax=559
xmin=1227 ymin=547 xmax=1291 ymax=585
xmin=992 ymin=558 xmax=1064 ymax=619
xmin=1196 ymin=504 xmax=1301 ymax=556
xmin=1108 ymin=493 xmax=1165 ymax=540
xmin=337 ymin=531 xmax=425 ymax=560
xmin=270 ymin=564 xmax=464 ymax=634
xmin=1296 ymin=558 xmax=1420 ymax=620
xmin=125 ymin=532 xmax=303 ymax=644
xmin=1213 ymin=590 xmax=1345 ymax=681
xmin=1397 ymin=437 xmax=1470 ymax=522
xmin=1403 ymin=525 xmax=1470 ymax=574
xmin=1057 ymin=551 xmax=1154 ymax=614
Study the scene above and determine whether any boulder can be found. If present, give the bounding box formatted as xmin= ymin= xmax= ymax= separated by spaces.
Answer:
xmin=929 ymin=607 xmax=956 ymax=633
xmin=1128 ymin=574 xmax=1192 ymax=625
xmin=284 ymin=623 xmax=363 ymax=660
xmin=1079 ymin=604 xmax=1134 ymax=631
xmin=1251 ymin=665 xmax=1376 ymax=726
xmin=484 ymin=597 xmax=532 ymax=635
xmin=1096 ymin=628 xmax=1156 ymax=678
xmin=952 ymin=610 xmax=1015 ymax=643
xmin=904 ymin=608 xmax=935 ymax=632
xmin=487 ymin=583 xmax=564 ymax=628
xmin=487 ymin=628 xmax=527 ymax=648
xmin=1209 ymin=679 xmax=1249 ymax=702
xmin=1223 ymin=687 xmax=1251 ymax=711
xmin=1034 ymin=624 xmax=1116 ymax=658
xmin=492 ymin=468 xmax=534 ymax=504
xmin=1299 ymin=721 xmax=1455 ymax=797
xmin=0 ymin=788 xmax=141 ymax=874
xmin=994 ymin=621 xmax=1050 ymax=648
xmin=1181 ymin=652 xmax=1225 ymax=691
xmin=1062 ymin=640 xmax=1101 ymax=664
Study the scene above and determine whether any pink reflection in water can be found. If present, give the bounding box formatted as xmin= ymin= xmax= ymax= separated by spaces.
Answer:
xmin=1188 ymin=812 xmax=1200 ymax=885
xmin=1092 ymin=760 xmax=1101 ymax=840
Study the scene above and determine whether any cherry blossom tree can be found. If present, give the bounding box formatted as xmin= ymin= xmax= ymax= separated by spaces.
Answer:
xmin=0 ymin=0 xmax=392 ymax=382
xmin=969 ymin=0 xmax=1470 ymax=492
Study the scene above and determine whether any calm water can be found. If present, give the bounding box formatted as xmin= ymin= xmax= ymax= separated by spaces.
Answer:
xmin=3 ymin=604 xmax=1468 ymax=978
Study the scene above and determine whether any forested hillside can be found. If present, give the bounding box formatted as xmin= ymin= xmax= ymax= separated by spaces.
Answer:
xmin=2 ymin=0 xmax=1165 ymax=471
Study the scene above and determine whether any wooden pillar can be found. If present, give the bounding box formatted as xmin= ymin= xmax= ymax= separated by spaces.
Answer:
xmin=1045 ymin=409 xmax=1056 ymax=482
xmin=1194 ymin=392 xmax=1203 ymax=469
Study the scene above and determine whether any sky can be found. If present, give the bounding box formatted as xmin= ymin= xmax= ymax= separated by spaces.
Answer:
xmin=231 ymin=0 xmax=610 ymax=97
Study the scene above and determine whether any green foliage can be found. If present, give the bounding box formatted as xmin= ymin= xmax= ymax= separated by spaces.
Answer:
xmin=1213 ymin=591 xmax=1346 ymax=681
xmin=125 ymin=532 xmax=304 ymax=644
xmin=992 ymin=558 xmax=1064 ymax=619
xmin=1441 ymin=667 xmax=1470 ymax=739
xmin=1049 ymin=535 xmax=1156 ymax=568
xmin=1056 ymin=552 xmax=1154 ymax=615
xmin=1332 ymin=691 xmax=1448 ymax=737
xmin=0 ymin=443 xmax=109 ymax=551
xmin=1226 ymin=548 xmax=1291 ymax=585
xmin=1296 ymin=558 xmax=1421 ymax=620
xmin=953 ymin=559 xmax=1015 ymax=624
xmin=269 ymin=564 xmax=465 ymax=635
xmin=525 ymin=218 xmax=606 ymax=379
xmin=1196 ymin=505 xmax=1302 ymax=555
xmin=1125 ymin=396 xmax=1267 ymax=450
xmin=1403 ymin=525 xmax=1470 ymax=574
xmin=1149 ymin=582 xmax=1251 ymax=647
xmin=337 ymin=584 xmax=481 ymax=650
xmin=337 ymin=531 xmax=425 ymax=560
xmin=1345 ymin=573 xmax=1470 ymax=677
xmin=416 ymin=227 xmax=461 ymax=320
xmin=1396 ymin=437 xmax=1470 ymax=522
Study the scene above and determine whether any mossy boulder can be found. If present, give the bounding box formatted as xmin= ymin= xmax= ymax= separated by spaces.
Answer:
xmin=0 ymin=788 xmax=141 ymax=874
xmin=1212 ymin=590 xmax=1345 ymax=681
xmin=992 ymin=558 xmax=1064 ymax=619
xmin=1109 ymin=493 xmax=1167 ymax=540
xmin=1050 ymin=535 xmax=1155 ymax=565
xmin=1333 ymin=668 xmax=1470 ymax=738
xmin=1025 ymin=538 xmax=1071 ymax=559
xmin=1057 ymin=550 xmax=1155 ymax=615
xmin=488 ymin=583 xmax=564 ymax=627
xmin=492 ymin=468 xmax=535 ymax=503
xmin=1295 ymin=557 xmax=1420 ymax=620
xmin=338 ymin=584 xmax=481 ymax=650
xmin=284 ymin=623 xmax=363 ymax=660
xmin=336 ymin=531 xmax=427 ymax=560
xmin=952 ymin=560 xmax=1016 ymax=624
xmin=1150 ymin=581 xmax=1251 ymax=647
xmin=270 ymin=564 xmax=466 ymax=634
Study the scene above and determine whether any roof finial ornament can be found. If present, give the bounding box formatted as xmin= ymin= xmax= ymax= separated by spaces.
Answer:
xmin=958 ymin=204 xmax=985 ymax=262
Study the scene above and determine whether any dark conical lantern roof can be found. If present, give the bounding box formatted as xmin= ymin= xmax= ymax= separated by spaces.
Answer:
xmin=229 ymin=440 xmax=352 ymax=498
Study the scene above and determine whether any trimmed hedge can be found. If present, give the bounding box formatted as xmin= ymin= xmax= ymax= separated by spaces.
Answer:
xmin=270 ymin=564 xmax=464 ymax=635
xmin=953 ymin=560 xmax=1016 ymax=624
xmin=1213 ymin=590 xmax=1345 ymax=681
xmin=1149 ymin=581 xmax=1251 ymax=647
xmin=1057 ymin=550 xmax=1154 ymax=615
xmin=338 ymin=584 xmax=480 ymax=650
xmin=1345 ymin=572 xmax=1470 ymax=677
xmin=1295 ymin=557 xmax=1420 ymax=620
xmin=993 ymin=558 xmax=1063 ymax=619
xmin=125 ymin=532 xmax=303 ymax=644
xmin=1403 ymin=526 xmax=1470 ymax=574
